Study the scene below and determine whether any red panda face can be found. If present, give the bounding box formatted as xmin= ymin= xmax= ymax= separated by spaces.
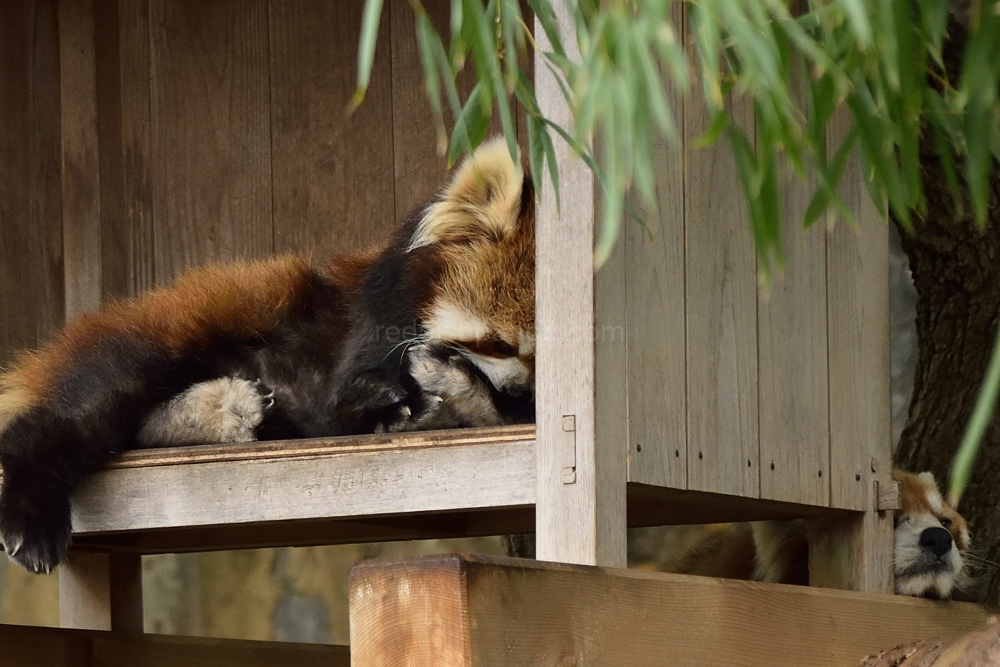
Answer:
xmin=893 ymin=470 xmax=969 ymax=599
xmin=409 ymin=139 xmax=535 ymax=394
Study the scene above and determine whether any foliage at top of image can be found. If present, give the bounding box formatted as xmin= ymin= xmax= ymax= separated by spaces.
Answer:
xmin=354 ymin=0 xmax=1000 ymax=506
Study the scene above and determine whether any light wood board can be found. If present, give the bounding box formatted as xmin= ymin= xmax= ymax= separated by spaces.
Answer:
xmin=534 ymin=5 xmax=627 ymax=567
xmin=350 ymin=553 xmax=990 ymax=667
xmin=684 ymin=87 xmax=759 ymax=498
xmin=70 ymin=427 xmax=536 ymax=534
xmin=624 ymin=2 xmax=687 ymax=490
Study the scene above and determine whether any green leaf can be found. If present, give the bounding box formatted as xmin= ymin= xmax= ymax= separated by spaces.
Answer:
xmin=448 ymin=83 xmax=493 ymax=165
xmin=415 ymin=10 xmax=447 ymax=153
xmin=352 ymin=0 xmax=385 ymax=109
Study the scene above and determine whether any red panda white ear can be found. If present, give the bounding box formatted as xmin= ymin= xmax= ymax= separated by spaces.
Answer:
xmin=917 ymin=471 xmax=939 ymax=489
xmin=408 ymin=137 xmax=524 ymax=251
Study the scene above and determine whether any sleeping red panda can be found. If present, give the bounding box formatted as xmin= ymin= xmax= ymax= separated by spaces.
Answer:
xmin=667 ymin=469 xmax=969 ymax=599
xmin=0 ymin=138 xmax=535 ymax=573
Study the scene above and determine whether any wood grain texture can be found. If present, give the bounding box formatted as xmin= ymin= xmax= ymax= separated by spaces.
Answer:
xmin=0 ymin=624 xmax=351 ymax=667
xmin=94 ymin=0 xmax=156 ymax=299
xmin=59 ymin=552 xmax=143 ymax=633
xmin=684 ymin=89 xmax=758 ymax=498
xmin=827 ymin=109 xmax=891 ymax=512
xmin=60 ymin=0 xmax=103 ymax=320
xmin=757 ymin=170 xmax=830 ymax=506
xmin=534 ymin=6 xmax=627 ymax=567
xmin=70 ymin=429 xmax=536 ymax=534
xmin=269 ymin=0 xmax=396 ymax=255
xmin=149 ymin=0 xmax=271 ymax=283
xmin=625 ymin=3 xmax=686 ymax=489
xmin=0 ymin=0 xmax=64 ymax=365
xmin=809 ymin=507 xmax=895 ymax=594
xmin=388 ymin=0 xmax=506 ymax=221
xmin=350 ymin=554 xmax=470 ymax=667
xmin=351 ymin=553 xmax=989 ymax=667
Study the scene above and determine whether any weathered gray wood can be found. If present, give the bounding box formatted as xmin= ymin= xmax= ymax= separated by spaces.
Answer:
xmin=684 ymin=89 xmax=759 ymax=498
xmin=70 ymin=427 xmax=536 ymax=534
xmin=809 ymin=506 xmax=895 ymax=594
xmin=827 ymin=110 xmax=891 ymax=513
xmin=534 ymin=7 xmax=627 ymax=567
xmin=59 ymin=552 xmax=142 ymax=632
xmin=624 ymin=2 xmax=687 ymax=489
xmin=60 ymin=0 xmax=103 ymax=320
xmin=757 ymin=162 xmax=830 ymax=506
xmin=350 ymin=553 xmax=988 ymax=667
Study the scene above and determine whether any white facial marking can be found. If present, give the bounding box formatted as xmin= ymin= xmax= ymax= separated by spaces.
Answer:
xmin=894 ymin=511 xmax=963 ymax=598
xmin=464 ymin=352 xmax=532 ymax=391
xmin=518 ymin=331 xmax=535 ymax=356
xmin=424 ymin=301 xmax=490 ymax=343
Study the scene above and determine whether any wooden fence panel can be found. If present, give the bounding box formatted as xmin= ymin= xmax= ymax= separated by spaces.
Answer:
xmin=624 ymin=3 xmax=687 ymax=490
xmin=684 ymin=89 xmax=759 ymax=498
xmin=270 ymin=0 xmax=396 ymax=255
xmin=0 ymin=0 xmax=64 ymax=366
xmin=148 ymin=0 xmax=272 ymax=283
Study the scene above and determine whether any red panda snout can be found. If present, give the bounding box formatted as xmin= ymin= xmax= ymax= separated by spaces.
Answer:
xmin=892 ymin=469 xmax=969 ymax=599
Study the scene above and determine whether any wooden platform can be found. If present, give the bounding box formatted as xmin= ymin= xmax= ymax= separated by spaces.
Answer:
xmin=59 ymin=425 xmax=858 ymax=556
xmin=350 ymin=554 xmax=991 ymax=667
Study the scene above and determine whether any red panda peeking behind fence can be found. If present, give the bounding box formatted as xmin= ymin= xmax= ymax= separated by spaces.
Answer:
xmin=0 ymin=138 xmax=535 ymax=574
xmin=664 ymin=469 xmax=969 ymax=599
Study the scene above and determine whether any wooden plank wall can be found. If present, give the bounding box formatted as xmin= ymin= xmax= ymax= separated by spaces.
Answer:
xmin=621 ymin=6 xmax=889 ymax=512
xmin=0 ymin=0 xmax=516 ymax=367
xmin=0 ymin=0 xmax=64 ymax=364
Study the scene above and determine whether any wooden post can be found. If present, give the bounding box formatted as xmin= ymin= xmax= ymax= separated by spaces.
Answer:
xmin=60 ymin=551 xmax=143 ymax=633
xmin=533 ymin=7 xmax=627 ymax=567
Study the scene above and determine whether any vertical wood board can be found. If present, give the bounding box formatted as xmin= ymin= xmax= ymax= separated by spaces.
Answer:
xmin=388 ymin=0 xmax=507 ymax=222
xmin=149 ymin=0 xmax=272 ymax=283
xmin=625 ymin=2 xmax=687 ymax=489
xmin=757 ymin=145 xmax=830 ymax=506
xmin=534 ymin=8 xmax=626 ymax=567
xmin=60 ymin=0 xmax=103 ymax=321
xmin=0 ymin=0 xmax=64 ymax=365
xmin=827 ymin=110 xmax=891 ymax=511
xmin=684 ymin=89 xmax=759 ymax=498
xmin=269 ymin=0 xmax=396 ymax=255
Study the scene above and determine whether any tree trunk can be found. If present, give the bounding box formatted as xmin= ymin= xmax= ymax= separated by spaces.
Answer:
xmin=893 ymin=111 xmax=1000 ymax=604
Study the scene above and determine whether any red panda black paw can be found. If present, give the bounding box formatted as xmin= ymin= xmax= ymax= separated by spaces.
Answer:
xmin=0 ymin=481 xmax=71 ymax=574
xmin=136 ymin=377 xmax=275 ymax=447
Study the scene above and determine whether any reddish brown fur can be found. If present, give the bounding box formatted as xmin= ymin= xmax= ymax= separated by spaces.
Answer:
xmin=0 ymin=252 xmax=376 ymax=421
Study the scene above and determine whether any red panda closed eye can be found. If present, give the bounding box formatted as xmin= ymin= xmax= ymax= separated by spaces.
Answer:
xmin=0 ymin=137 xmax=535 ymax=574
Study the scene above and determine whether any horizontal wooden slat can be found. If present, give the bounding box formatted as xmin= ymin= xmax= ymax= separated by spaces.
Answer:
xmin=36 ymin=426 xmax=865 ymax=554
xmin=350 ymin=553 xmax=990 ymax=667
xmin=0 ymin=623 xmax=350 ymax=667
xmin=70 ymin=427 xmax=537 ymax=535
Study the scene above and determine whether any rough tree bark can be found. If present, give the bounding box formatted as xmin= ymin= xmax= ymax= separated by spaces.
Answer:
xmin=893 ymin=24 xmax=1000 ymax=607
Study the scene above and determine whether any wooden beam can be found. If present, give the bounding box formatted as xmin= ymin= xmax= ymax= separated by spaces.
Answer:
xmin=59 ymin=552 xmax=142 ymax=632
xmin=0 ymin=624 xmax=350 ymax=667
xmin=349 ymin=553 xmax=989 ymax=667
xmin=534 ymin=6 xmax=627 ymax=567
xmin=68 ymin=426 xmax=535 ymax=535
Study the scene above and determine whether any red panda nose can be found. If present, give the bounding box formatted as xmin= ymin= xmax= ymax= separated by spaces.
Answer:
xmin=920 ymin=527 xmax=953 ymax=558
